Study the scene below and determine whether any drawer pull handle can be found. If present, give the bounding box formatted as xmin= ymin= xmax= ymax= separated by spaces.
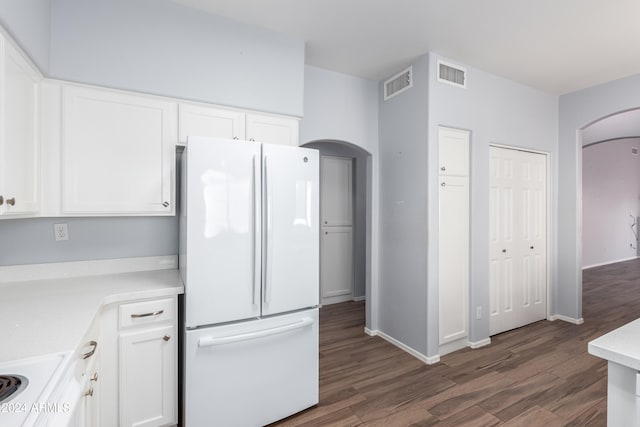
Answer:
xmin=6 ymin=197 xmax=15 ymax=206
xmin=131 ymin=309 xmax=164 ymax=319
xmin=83 ymin=388 xmax=94 ymax=397
xmin=90 ymin=372 xmax=98 ymax=382
xmin=82 ymin=341 xmax=98 ymax=360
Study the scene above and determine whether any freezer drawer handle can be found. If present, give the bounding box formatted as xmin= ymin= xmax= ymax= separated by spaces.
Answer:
xmin=198 ymin=317 xmax=314 ymax=348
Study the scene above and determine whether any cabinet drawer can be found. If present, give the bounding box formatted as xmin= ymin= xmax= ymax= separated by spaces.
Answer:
xmin=119 ymin=297 xmax=176 ymax=329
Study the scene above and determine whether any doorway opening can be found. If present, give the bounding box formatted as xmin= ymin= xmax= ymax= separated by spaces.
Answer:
xmin=580 ymin=108 xmax=640 ymax=271
xmin=302 ymin=140 xmax=373 ymax=327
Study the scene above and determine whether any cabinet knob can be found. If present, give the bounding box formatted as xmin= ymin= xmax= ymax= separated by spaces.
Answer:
xmin=232 ymin=136 xmax=239 ymax=140
xmin=162 ymin=201 xmax=169 ymax=208
xmin=249 ymin=138 xmax=255 ymax=142
xmin=441 ymin=166 xmax=446 ymax=171
xmin=530 ymin=246 xmax=534 ymax=249
xmin=6 ymin=197 xmax=14 ymax=206
xmin=83 ymin=388 xmax=94 ymax=397
xmin=163 ymin=335 xmax=171 ymax=342
xmin=441 ymin=182 xmax=446 ymax=187
xmin=502 ymin=249 xmax=507 ymax=253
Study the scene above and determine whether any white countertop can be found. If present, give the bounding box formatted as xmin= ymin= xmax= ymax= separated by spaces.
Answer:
xmin=588 ymin=318 xmax=640 ymax=371
xmin=0 ymin=256 xmax=184 ymax=363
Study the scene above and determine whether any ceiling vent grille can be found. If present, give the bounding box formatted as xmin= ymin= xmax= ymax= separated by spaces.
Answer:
xmin=384 ymin=66 xmax=412 ymax=100
xmin=438 ymin=60 xmax=466 ymax=88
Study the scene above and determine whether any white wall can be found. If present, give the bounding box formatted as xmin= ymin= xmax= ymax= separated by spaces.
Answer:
xmin=0 ymin=0 xmax=51 ymax=72
xmin=49 ymin=0 xmax=305 ymax=116
xmin=582 ymin=138 xmax=640 ymax=268
xmin=559 ymin=74 xmax=640 ymax=320
xmin=427 ymin=53 xmax=559 ymax=355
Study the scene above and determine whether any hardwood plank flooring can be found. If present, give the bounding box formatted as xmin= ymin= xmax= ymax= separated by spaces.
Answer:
xmin=272 ymin=259 xmax=640 ymax=426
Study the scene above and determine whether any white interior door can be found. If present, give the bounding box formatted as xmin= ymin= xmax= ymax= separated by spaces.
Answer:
xmin=262 ymin=144 xmax=319 ymax=316
xmin=320 ymin=156 xmax=354 ymax=305
xmin=489 ymin=146 xmax=547 ymax=335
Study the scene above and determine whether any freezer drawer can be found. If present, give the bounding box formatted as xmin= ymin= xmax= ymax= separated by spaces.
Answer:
xmin=184 ymin=309 xmax=319 ymax=427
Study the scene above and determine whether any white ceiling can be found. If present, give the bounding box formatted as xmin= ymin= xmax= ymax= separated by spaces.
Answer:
xmin=171 ymin=0 xmax=640 ymax=95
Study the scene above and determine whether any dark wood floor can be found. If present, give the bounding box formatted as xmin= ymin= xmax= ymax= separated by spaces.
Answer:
xmin=272 ymin=259 xmax=640 ymax=426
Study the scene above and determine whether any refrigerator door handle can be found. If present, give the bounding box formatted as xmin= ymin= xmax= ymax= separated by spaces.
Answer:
xmin=263 ymin=155 xmax=273 ymax=304
xmin=197 ymin=317 xmax=314 ymax=347
xmin=253 ymin=155 xmax=261 ymax=306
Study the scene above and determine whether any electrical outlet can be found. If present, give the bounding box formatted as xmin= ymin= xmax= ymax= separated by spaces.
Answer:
xmin=54 ymin=223 xmax=69 ymax=241
xmin=476 ymin=306 xmax=482 ymax=320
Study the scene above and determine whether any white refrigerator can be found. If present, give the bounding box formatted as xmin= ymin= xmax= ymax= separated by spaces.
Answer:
xmin=180 ymin=136 xmax=319 ymax=426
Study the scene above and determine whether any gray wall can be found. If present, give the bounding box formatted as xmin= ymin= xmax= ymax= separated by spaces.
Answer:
xmin=378 ymin=54 xmax=430 ymax=356
xmin=0 ymin=0 xmax=51 ymax=72
xmin=559 ymin=74 xmax=640 ymax=320
xmin=582 ymin=138 xmax=640 ymax=268
xmin=301 ymin=65 xmax=379 ymax=330
xmin=428 ymin=53 xmax=558 ymax=353
xmin=49 ymin=0 xmax=305 ymax=116
xmin=0 ymin=1 xmax=306 ymax=267
xmin=0 ymin=216 xmax=178 ymax=266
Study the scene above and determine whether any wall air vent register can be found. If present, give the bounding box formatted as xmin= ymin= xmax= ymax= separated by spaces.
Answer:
xmin=384 ymin=66 xmax=412 ymax=100
xmin=438 ymin=60 xmax=467 ymax=88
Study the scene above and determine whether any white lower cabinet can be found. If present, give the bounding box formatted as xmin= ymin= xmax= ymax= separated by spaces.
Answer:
xmin=100 ymin=296 xmax=178 ymax=427
xmin=120 ymin=324 xmax=176 ymax=427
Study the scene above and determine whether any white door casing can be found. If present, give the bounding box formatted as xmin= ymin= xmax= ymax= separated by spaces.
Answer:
xmin=320 ymin=156 xmax=354 ymax=305
xmin=489 ymin=146 xmax=547 ymax=336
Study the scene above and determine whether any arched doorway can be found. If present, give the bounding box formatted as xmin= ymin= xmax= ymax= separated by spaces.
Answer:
xmin=302 ymin=139 xmax=373 ymax=330
xmin=579 ymin=107 xmax=640 ymax=294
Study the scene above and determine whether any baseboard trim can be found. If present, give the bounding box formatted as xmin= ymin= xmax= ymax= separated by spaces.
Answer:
xmin=468 ymin=338 xmax=491 ymax=349
xmin=583 ymin=256 xmax=640 ymax=270
xmin=364 ymin=328 xmax=439 ymax=365
xmin=549 ymin=314 xmax=584 ymax=325
xmin=352 ymin=296 xmax=366 ymax=302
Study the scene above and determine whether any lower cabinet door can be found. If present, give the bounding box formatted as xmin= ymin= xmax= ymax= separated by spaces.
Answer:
xmin=119 ymin=324 xmax=177 ymax=427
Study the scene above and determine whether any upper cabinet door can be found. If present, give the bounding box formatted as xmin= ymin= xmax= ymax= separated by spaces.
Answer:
xmin=178 ymin=103 xmax=245 ymax=144
xmin=438 ymin=127 xmax=470 ymax=176
xmin=62 ymin=85 xmax=177 ymax=215
xmin=246 ymin=113 xmax=299 ymax=146
xmin=0 ymin=33 xmax=41 ymax=216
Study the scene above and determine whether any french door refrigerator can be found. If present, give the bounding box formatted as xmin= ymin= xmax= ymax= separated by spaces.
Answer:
xmin=180 ymin=136 xmax=319 ymax=427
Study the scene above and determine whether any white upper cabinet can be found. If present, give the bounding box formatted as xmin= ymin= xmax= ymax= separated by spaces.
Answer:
xmin=178 ymin=104 xmax=299 ymax=147
xmin=0 ymin=32 xmax=41 ymax=216
xmin=62 ymin=85 xmax=177 ymax=215
xmin=246 ymin=113 xmax=299 ymax=146
xmin=178 ymin=103 xmax=244 ymax=144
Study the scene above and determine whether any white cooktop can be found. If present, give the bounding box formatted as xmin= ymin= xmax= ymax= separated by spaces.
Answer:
xmin=0 ymin=352 xmax=71 ymax=427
